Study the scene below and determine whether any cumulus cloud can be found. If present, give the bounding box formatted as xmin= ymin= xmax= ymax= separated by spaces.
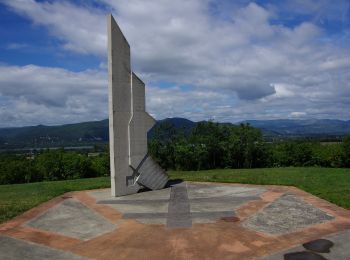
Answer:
xmin=0 ymin=64 xmax=108 ymax=127
xmin=0 ymin=0 xmax=350 ymax=126
xmin=290 ymin=112 xmax=307 ymax=118
xmin=2 ymin=0 xmax=106 ymax=55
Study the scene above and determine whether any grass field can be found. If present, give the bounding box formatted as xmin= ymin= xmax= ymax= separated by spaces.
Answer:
xmin=0 ymin=167 xmax=349 ymax=224
xmin=169 ymin=167 xmax=350 ymax=210
xmin=0 ymin=177 xmax=110 ymax=223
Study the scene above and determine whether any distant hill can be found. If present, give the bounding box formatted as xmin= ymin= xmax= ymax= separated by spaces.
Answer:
xmin=0 ymin=118 xmax=349 ymax=149
xmin=0 ymin=118 xmax=195 ymax=149
xmin=149 ymin=117 xmax=196 ymax=139
xmin=243 ymin=119 xmax=350 ymax=138
xmin=0 ymin=119 xmax=109 ymax=149
xmin=156 ymin=117 xmax=196 ymax=129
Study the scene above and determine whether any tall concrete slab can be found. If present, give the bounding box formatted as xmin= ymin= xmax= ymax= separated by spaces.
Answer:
xmin=107 ymin=14 xmax=168 ymax=197
xmin=129 ymin=73 xmax=156 ymax=169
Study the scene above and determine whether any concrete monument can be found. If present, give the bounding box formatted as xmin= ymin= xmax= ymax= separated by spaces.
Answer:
xmin=107 ymin=14 xmax=168 ymax=196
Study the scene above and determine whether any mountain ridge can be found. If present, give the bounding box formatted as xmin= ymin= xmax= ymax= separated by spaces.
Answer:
xmin=242 ymin=119 xmax=350 ymax=136
xmin=1 ymin=117 xmax=349 ymax=149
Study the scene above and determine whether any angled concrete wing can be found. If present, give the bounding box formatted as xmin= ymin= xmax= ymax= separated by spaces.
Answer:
xmin=107 ymin=14 xmax=168 ymax=197
xmin=129 ymin=73 xmax=156 ymax=169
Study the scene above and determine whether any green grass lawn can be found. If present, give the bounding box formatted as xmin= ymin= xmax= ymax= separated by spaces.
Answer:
xmin=0 ymin=177 xmax=110 ymax=224
xmin=1 ymin=167 xmax=350 ymax=224
xmin=168 ymin=167 xmax=350 ymax=210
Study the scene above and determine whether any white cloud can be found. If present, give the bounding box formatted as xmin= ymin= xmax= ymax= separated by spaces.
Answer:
xmin=0 ymin=64 xmax=108 ymax=127
xmin=0 ymin=0 xmax=350 ymax=126
xmin=2 ymin=0 xmax=106 ymax=55
xmin=290 ymin=111 xmax=307 ymax=118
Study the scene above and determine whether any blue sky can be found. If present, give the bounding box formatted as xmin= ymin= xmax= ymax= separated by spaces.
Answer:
xmin=0 ymin=0 xmax=349 ymax=127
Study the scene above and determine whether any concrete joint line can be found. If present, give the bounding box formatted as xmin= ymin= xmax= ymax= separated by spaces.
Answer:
xmin=167 ymin=183 xmax=192 ymax=228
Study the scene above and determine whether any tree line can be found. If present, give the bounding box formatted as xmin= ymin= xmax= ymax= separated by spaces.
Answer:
xmin=149 ymin=121 xmax=350 ymax=171
xmin=1 ymin=121 xmax=349 ymax=185
xmin=0 ymin=149 xmax=109 ymax=185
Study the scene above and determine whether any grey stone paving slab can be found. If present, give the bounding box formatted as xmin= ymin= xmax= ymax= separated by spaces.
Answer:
xmin=0 ymin=235 xmax=89 ymax=260
xmin=121 ymin=211 xmax=235 ymax=220
xmin=92 ymin=183 xmax=264 ymax=227
xmin=99 ymin=200 xmax=169 ymax=214
xmin=91 ymin=188 xmax=171 ymax=224
xmin=259 ymin=228 xmax=350 ymax=260
xmin=98 ymin=199 xmax=168 ymax=204
xmin=91 ymin=187 xmax=171 ymax=201
xmin=187 ymin=183 xmax=264 ymax=224
xmin=187 ymin=183 xmax=266 ymax=199
xmin=26 ymin=199 xmax=116 ymax=240
xmin=244 ymin=193 xmax=334 ymax=235
xmin=167 ymin=183 xmax=192 ymax=228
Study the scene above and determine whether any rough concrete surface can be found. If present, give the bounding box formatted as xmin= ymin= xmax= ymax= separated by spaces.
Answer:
xmin=244 ymin=193 xmax=334 ymax=235
xmin=0 ymin=235 xmax=88 ymax=260
xmin=107 ymin=14 xmax=168 ymax=196
xmin=92 ymin=182 xmax=265 ymax=226
xmin=26 ymin=198 xmax=116 ymax=240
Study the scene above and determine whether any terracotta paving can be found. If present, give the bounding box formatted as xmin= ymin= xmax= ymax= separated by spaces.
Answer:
xmin=1 ymin=182 xmax=350 ymax=260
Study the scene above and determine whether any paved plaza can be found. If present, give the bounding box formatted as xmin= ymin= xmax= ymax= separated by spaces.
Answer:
xmin=1 ymin=182 xmax=350 ymax=259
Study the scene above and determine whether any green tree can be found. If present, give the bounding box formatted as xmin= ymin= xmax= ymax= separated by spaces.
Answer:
xmin=311 ymin=143 xmax=343 ymax=167
xmin=342 ymin=135 xmax=350 ymax=167
xmin=61 ymin=152 xmax=93 ymax=179
xmin=35 ymin=150 xmax=65 ymax=181
xmin=0 ymin=155 xmax=37 ymax=184
xmin=91 ymin=153 xmax=110 ymax=176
